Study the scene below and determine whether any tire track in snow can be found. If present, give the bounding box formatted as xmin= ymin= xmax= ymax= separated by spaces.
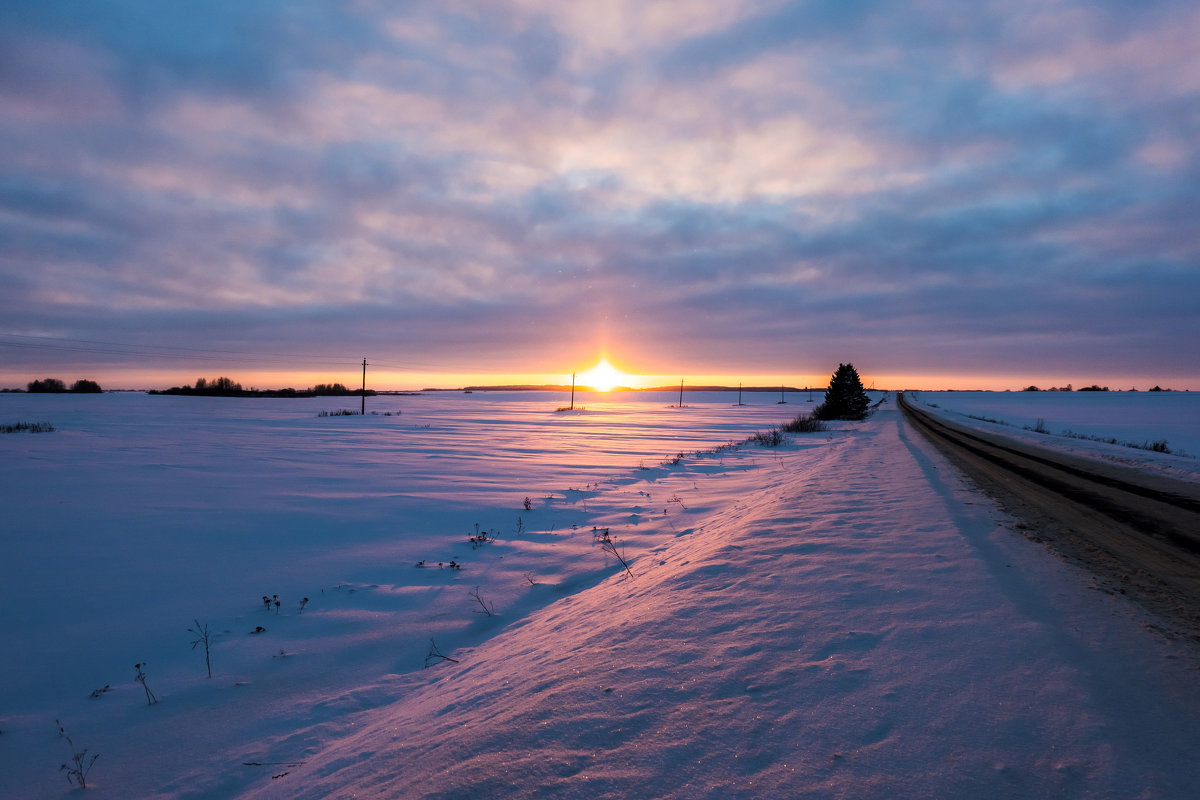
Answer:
xmin=899 ymin=391 xmax=1200 ymax=642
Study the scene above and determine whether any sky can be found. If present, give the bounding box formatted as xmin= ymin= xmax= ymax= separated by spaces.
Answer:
xmin=1 ymin=0 xmax=1198 ymax=391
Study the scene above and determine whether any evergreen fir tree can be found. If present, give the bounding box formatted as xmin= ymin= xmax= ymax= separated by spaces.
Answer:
xmin=814 ymin=363 xmax=870 ymax=420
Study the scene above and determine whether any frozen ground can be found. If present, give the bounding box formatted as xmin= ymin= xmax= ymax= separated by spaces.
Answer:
xmin=906 ymin=391 xmax=1200 ymax=483
xmin=2 ymin=390 xmax=1199 ymax=798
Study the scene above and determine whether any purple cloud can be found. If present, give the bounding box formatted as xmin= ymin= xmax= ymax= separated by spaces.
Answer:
xmin=1 ymin=0 xmax=1197 ymax=388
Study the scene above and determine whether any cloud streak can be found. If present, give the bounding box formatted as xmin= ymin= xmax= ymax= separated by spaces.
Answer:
xmin=1 ymin=0 xmax=1197 ymax=388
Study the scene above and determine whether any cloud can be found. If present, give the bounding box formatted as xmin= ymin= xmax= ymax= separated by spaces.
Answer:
xmin=0 ymin=0 xmax=1197 ymax=387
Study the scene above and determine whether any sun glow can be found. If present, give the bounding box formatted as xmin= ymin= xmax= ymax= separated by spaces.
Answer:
xmin=577 ymin=358 xmax=626 ymax=392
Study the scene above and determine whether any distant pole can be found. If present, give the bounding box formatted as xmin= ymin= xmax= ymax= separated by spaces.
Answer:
xmin=779 ymin=384 xmax=786 ymax=404
xmin=361 ymin=357 xmax=367 ymax=415
xmin=570 ymin=372 xmax=576 ymax=411
xmin=738 ymin=382 xmax=742 ymax=406
xmin=678 ymin=379 xmax=684 ymax=408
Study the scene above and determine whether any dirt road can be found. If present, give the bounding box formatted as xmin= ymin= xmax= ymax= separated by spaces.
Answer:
xmin=899 ymin=392 xmax=1200 ymax=642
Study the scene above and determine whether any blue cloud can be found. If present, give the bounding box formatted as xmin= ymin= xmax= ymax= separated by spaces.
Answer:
xmin=1 ymin=0 xmax=1197 ymax=387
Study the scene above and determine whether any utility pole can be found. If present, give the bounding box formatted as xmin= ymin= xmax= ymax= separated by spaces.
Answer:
xmin=570 ymin=372 xmax=576 ymax=411
xmin=361 ymin=357 xmax=367 ymax=415
xmin=738 ymin=382 xmax=743 ymax=406
xmin=779 ymin=384 xmax=787 ymax=404
xmin=678 ymin=379 xmax=684 ymax=408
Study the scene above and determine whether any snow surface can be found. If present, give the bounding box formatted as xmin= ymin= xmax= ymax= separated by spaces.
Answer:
xmin=906 ymin=391 xmax=1200 ymax=484
xmin=2 ymin=390 xmax=1199 ymax=799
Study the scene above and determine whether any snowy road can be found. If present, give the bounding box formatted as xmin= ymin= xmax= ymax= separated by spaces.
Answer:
xmin=899 ymin=392 xmax=1200 ymax=642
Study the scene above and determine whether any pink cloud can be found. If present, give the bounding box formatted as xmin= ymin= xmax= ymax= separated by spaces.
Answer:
xmin=989 ymin=4 xmax=1200 ymax=102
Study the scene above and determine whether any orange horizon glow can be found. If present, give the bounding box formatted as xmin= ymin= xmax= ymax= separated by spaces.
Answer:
xmin=2 ymin=363 xmax=1193 ymax=393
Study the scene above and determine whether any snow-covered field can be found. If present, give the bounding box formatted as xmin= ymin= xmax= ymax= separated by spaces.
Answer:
xmin=906 ymin=390 xmax=1200 ymax=482
xmin=2 ymin=390 xmax=1199 ymax=799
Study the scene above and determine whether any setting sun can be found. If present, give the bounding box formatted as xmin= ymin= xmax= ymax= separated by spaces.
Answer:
xmin=577 ymin=358 xmax=626 ymax=392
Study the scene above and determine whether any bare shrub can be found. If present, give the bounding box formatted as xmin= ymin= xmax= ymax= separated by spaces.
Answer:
xmin=780 ymin=415 xmax=826 ymax=433
xmin=1 ymin=421 xmax=55 ymax=433
xmin=749 ymin=429 xmax=784 ymax=446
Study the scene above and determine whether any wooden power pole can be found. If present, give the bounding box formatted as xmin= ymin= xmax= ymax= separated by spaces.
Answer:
xmin=361 ymin=357 xmax=367 ymax=415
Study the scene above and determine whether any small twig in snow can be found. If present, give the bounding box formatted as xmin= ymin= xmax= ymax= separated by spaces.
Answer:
xmin=595 ymin=531 xmax=634 ymax=579
xmin=469 ymin=586 xmax=496 ymax=616
xmin=57 ymin=720 xmax=99 ymax=787
xmin=188 ymin=619 xmax=214 ymax=678
xmin=424 ymin=639 xmax=460 ymax=668
xmin=134 ymin=662 xmax=158 ymax=705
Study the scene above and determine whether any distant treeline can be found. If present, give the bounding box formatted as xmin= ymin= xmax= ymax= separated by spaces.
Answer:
xmin=1022 ymin=384 xmax=1176 ymax=392
xmin=9 ymin=378 xmax=104 ymax=393
xmin=149 ymin=377 xmax=375 ymax=398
